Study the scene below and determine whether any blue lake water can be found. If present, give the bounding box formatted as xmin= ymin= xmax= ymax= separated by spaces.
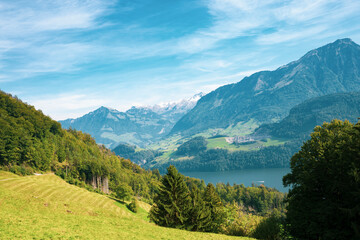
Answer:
xmin=182 ymin=168 xmax=291 ymax=192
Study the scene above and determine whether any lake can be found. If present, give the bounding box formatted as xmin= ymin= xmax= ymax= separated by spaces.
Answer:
xmin=182 ymin=168 xmax=291 ymax=192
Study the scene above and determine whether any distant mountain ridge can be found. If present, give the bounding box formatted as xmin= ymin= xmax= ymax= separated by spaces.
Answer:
xmin=59 ymin=93 xmax=204 ymax=148
xmin=146 ymin=92 xmax=204 ymax=123
xmin=171 ymin=38 xmax=360 ymax=136
xmin=255 ymin=91 xmax=360 ymax=138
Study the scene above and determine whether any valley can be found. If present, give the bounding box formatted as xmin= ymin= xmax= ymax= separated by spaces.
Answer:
xmin=58 ymin=38 xmax=360 ymax=174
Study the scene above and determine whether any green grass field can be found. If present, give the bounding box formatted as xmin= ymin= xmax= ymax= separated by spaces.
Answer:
xmin=207 ymin=137 xmax=241 ymax=151
xmin=0 ymin=171 xmax=253 ymax=240
xmin=207 ymin=137 xmax=287 ymax=151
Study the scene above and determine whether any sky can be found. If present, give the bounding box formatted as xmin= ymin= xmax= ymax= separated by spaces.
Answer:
xmin=1 ymin=0 xmax=360 ymax=120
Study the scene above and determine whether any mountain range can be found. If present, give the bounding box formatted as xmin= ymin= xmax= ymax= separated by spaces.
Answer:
xmin=60 ymin=38 xmax=360 ymax=171
xmin=146 ymin=91 xmax=360 ymax=172
xmin=59 ymin=93 xmax=204 ymax=148
xmin=171 ymin=38 xmax=360 ymax=136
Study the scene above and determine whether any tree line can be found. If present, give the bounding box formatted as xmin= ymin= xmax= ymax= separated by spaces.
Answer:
xmin=151 ymin=136 xmax=302 ymax=172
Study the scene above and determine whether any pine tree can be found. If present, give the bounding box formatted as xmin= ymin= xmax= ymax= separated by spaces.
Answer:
xmin=149 ymin=165 xmax=190 ymax=229
xmin=187 ymin=184 xmax=212 ymax=231
xmin=203 ymin=183 xmax=226 ymax=233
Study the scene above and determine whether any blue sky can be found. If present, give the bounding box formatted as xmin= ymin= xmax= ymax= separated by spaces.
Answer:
xmin=1 ymin=0 xmax=360 ymax=120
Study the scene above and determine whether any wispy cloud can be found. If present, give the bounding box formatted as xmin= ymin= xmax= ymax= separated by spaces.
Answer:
xmin=16 ymin=43 xmax=93 ymax=74
xmin=0 ymin=0 xmax=113 ymax=78
xmin=107 ymin=0 xmax=360 ymax=58
xmin=0 ymin=0 xmax=110 ymax=35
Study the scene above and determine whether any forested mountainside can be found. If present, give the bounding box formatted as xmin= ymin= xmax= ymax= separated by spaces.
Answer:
xmin=112 ymin=143 xmax=163 ymax=165
xmin=0 ymin=90 xmax=162 ymax=202
xmin=255 ymin=91 xmax=360 ymax=138
xmin=171 ymin=38 xmax=360 ymax=136
xmin=59 ymin=93 xmax=204 ymax=148
xmin=146 ymin=136 xmax=302 ymax=172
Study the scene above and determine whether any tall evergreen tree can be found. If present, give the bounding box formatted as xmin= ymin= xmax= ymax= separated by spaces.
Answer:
xmin=203 ymin=183 xmax=226 ymax=233
xmin=149 ymin=165 xmax=190 ymax=229
xmin=187 ymin=184 xmax=212 ymax=231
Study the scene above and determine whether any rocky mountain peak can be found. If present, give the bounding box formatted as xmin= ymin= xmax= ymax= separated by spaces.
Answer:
xmin=171 ymin=38 xmax=360 ymax=136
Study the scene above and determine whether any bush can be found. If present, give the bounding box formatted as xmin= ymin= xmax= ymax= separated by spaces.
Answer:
xmin=9 ymin=164 xmax=34 ymax=176
xmin=224 ymin=212 xmax=261 ymax=236
xmin=127 ymin=198 xmax=138 ymax=213
xmin=252 ymin=215 xmax=282 ymax=240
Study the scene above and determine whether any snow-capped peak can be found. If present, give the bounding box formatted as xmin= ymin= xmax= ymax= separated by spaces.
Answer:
xmin=146 ymin=92 xmax=205 ymax=115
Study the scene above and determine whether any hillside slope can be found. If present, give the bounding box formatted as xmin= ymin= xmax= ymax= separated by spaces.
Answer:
xmin=0 ymin=90 xmax=164 ymax=203
xmin=255 ymin=91 xmax=360 ymax=138
xmin=0 ymin=171 xmax=250 ymax=240
xmin=171 ymin=38 xmax=360 ymax=136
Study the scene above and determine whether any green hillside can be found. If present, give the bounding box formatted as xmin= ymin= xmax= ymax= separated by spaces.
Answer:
xmin=256 ymin=91 xmax=360 ymax=138
xmin=0 ymin=171 xmax=251 ymax=240
xmin=0 ymin=90 xmax=162 ymax=203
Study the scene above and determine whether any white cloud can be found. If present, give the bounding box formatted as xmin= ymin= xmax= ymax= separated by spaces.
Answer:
xmin=17 ymin=43 xmax=93 ymax=73
xmin=256 ymin=25 xmax=328 ymax=45
xmin=174 ymin=0 xmax=360 ymax=52
xmin=0 ymin=0 xmax=110 ymax=36
xmin=0 ymin=0 xmax=113 ymax=77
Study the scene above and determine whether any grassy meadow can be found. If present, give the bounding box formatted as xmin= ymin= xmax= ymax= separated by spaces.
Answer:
xmin=207 ymin=137 xmax=287 ymax=151
xmin=0 ymin=171 xmax=253 ymax=240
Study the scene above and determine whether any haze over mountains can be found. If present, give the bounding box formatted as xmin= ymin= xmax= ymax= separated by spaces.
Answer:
xmin=60 ymin=93 xmax=204 ymax=148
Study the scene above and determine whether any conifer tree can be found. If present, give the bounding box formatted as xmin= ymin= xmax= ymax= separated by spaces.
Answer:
xmin=203 ymin=183 xmax=226 ymax=233
xmin=187 ymin=185 xmax=212 ymax=231
xmin=149 ymin=165 xmax=190 ymax=229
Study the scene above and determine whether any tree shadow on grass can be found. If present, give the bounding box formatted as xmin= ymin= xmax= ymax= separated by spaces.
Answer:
xmin=108 ymin=195 xmax=127 ymax=205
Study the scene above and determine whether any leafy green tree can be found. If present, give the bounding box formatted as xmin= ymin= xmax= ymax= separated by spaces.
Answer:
xmin=283 ymin=120 xmax=360 ymax=240
xmin=115 ymin=183 xmax=133 ymax=202
xmin=127 ymin=198 xmax=138 ymax=213
xmin=149 ymin=165 xmax=190 ymax=229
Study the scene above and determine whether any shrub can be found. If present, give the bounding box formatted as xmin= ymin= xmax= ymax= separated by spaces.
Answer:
xmin=127 ymin=198 xmax=138 ymax=213
xmin=252 ymin=214 xmax=282 ymax=240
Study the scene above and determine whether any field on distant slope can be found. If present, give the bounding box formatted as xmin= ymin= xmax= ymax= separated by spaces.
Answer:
xmin=0 ymin=171 xmax=253 ymax=240
xmin=206 ymin=137 xmax=287 ymax=151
